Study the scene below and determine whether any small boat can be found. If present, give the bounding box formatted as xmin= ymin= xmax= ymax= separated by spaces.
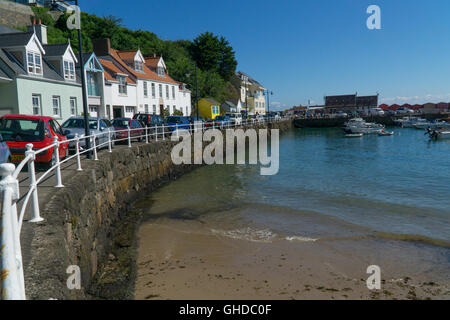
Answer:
xmin=394 ymin=117 xmax=427 ymax=128
xmin=426 ymin=128 xmax=450 ymax=140
xmin=413 ymin=120 xmax=450 ymax=130
xmin=345 ymin=133 xmax=363 ymax=138
xmin=378 ymin=130 xmax=394 ymax=136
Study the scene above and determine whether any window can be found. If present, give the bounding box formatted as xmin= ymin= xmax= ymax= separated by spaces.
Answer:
xmin=135 ymin=61 xmax=143 ymax=73
xmin=70 ymin=97 xmax=77 ymax=115
xmin=52 ymin=96 xmax=61 ymax=117
xmin=118 ymin=76 xmax=127 ymax=95
xmin=64 ymin=60 xmax=75 ymax=80
xmin=145 ymin=104 xmax=149 ymax=113
xmin=157 ymin=66 xmax=165 ymax=77
xmin=153 ymin=105 xmax=156 ymax=114
xmin=167 ymin=105 xmax=170 ymax=115
xmin=166 ymin=85 xmax=169 ymax=99
xmin=126 ymin=106 xmax=135 ymax=114
xmin=143 ymin=82 xmax=148 ymax=97
xmin=152 ymin=83 xmax=156 ymax=98
xmin=89 ymin=106 xmax=98 ymax=114
xmin=172 ymin=86 xmax=175 ymax=99
xmin=27 ymin=52 xmax=42 ymax=75
xmin=32 ymin=94 xmax=41 ymax=115
xmin=159 ymin=84 xmax=162 ymax=98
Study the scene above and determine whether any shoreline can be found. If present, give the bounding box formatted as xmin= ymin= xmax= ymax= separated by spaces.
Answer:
xmin=134 ymin=222 xmax=450 ymax=300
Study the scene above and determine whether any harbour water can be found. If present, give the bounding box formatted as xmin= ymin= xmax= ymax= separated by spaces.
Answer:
xmin=134 ymin=127 xmax=450 ymax=298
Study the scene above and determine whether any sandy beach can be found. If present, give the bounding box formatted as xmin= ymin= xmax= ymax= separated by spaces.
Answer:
xmin=134 ymin=222 xmax=450 ymax=300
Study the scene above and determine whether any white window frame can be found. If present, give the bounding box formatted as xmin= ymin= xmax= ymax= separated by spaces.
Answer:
xmin=32 ymin=94 xmax=41 ymax=115
xmin=70 ymin=97 xmax=77 ymax=115
xmin=52 ymin=96 xmax=61 ymax=117
xmin=172 ymin=86 xmax=175 ymax=99
xmin=27 ymin=51 xmax=42 ymax=75
xmin=64 ymin=60 xmax=75 ymax=80
xmin=145 ymin=104 xmax=149 ymax=113
xmin=151 ymin=83 xmax=156 ymax=98
xmin=159 ymin=84 xmax=163 ymax=98
xmin=118 ymin=76 xmax=127 ymax=95
xmin=166 ymin=85 xmax=169 ymax=99
xmin=143 ymin=81 xmax=148 ymax=97
xmin=135 ymin=61 xmax=143 ymax=73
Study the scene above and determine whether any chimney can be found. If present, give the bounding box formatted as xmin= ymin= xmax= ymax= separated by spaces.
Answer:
xmin=93 ymin=39 xmax=111 ymax=57
xmin=28 ymin=20 xmax=47 ymax=45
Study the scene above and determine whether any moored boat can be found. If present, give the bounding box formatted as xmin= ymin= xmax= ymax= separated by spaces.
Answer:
xmin=344 ymin=118 xmax=385 ymax=134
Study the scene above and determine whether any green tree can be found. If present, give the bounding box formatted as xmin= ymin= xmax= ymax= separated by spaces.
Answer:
xmin=190 ymin=32 xmax=237 ymax=81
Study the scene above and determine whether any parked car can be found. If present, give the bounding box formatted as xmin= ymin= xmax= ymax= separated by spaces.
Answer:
xmin=164 ymin=116 xmax=191 ymax=132
xmin=112 ymin=118 xmax=145 ymax=142
xmin=0 ymin=134 xmax=11 ymax=164
xmin=204 ymin=118 xmax=222 ymax=128
xmin=133 ymin=113 xmax=164 ymax=128
xmin=226 ymin=113 xmax=243 ymax=125
xmin=62 ymin=116 xmax=115 ymax=151
xmin=396 ymin=107 xmax=414 ymax=115
xmin=369 ymin=108 xmax=385 ymax=116
xmin=188 ymin=116 xmax=205 ymax=131
xmin=385 ymin=109 xmax=396 ymax=116
xmin=0 ymin=115 xmax=68 ymax=167
xmin=214 ymin=115 xmax=233 ymax=128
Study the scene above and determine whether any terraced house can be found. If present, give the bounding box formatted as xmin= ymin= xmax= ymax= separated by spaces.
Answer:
xmin=236 ymin=71 xmax=267 ymax=115
xmin=93 ymin=39 xmax=191 ymax=119
xmin=0 ymin=23 xmax=83 ymax=122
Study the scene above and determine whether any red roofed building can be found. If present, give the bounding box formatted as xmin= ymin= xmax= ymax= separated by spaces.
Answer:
xmin=93 ymin=39 xmax=191 ymax=119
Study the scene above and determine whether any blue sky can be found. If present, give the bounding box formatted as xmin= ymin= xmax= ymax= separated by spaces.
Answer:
xmin=80 ymin=0 xmax=450 ymax=110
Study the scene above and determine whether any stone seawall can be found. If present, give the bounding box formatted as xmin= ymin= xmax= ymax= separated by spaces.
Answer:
xmin=23 ymin=120 xmax=292 ymax=300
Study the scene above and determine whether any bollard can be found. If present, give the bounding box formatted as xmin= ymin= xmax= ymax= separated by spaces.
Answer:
xmin=25 ymin=144 xmax=43 ymax=223
xmin=75 ymin=134 xmax=82 ymax=171
xmin=127 ymin=126 xmax=132 ymax=148
xmin=0 ymin=163 xmax=26 ymax=300
xmin=53 ymin=136 xmax=64 ymax=188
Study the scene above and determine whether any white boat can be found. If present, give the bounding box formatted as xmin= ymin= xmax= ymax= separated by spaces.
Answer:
xmin=345 ymin=133 xmax=363 ymax=138
xmin=394 ymin=117 xmax=428 ymax=128
xmin=344 ymin=118 xmax=385 ymax=134
xmin=378 ymin=130 xmax=394 ymax=136
xmin=413 ymin=120 xmax=450 ymax=130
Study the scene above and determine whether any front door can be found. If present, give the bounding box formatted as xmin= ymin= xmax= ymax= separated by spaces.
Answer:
xmin=113 ymin=107 xmax=123 ymax=119
xmin=160 ymin=105 xmax=164 ymax=116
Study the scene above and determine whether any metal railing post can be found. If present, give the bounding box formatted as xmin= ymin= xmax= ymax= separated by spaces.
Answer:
xmin=53 ymin=136 xmax=64 ymax=188
xmin=0 ymin=163 xmax=25 ymax=300
xmin=108 ymin=130 xmax=112 ymax=153
xmin=127 ymin=126 xmax=132 ymax=148
xmin=162 ymin=125 xmax=165 ymax=141
xmin=92 ymin=134 xmax=98 ymax=161
xmin=145 ymin=126 xmax=149 ymax=144
xmin=25 ymin=144 xmax=43 ymax=223
xmin=75 ymin=134 xmax=82 ymax=171
xmin=155 ymin=125 xmax=158 ymax=142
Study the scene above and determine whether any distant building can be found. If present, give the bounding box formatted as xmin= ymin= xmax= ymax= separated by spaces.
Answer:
xmin=198 ymin=98 xmax=220 ymax=119
xmin=325 ymin=93 xmax=378 ymax=113
xmin=221 ymin=99 xmax=243 ymax=114
xmin=236 ymin=71 xmax=266 ymax=115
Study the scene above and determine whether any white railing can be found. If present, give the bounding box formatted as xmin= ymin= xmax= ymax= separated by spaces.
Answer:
xmin=0 ymin=115 xmax=288 ymax=300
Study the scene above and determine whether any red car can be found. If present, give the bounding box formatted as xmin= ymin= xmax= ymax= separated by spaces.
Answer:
xmin=112 ymin=118 xmax=145 ymax=142
xmin=0 ymin=115 xmax=68 ymax=166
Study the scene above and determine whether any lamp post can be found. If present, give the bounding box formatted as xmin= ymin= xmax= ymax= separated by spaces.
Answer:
xmin=186 ymin=63 xmax=199 ymax=120
xmin=51 ymin=0 xmax=91 ymax=157
xmin=266 ymin=90 xmax=273 ymax=115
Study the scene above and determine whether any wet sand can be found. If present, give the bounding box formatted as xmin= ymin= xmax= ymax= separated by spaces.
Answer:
xmin=134 ymin=223 xmax=450 ymax=300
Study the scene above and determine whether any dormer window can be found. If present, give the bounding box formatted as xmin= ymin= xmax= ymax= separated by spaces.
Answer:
xmin=27 ymin=52 xmax=42 ymax=75
xmin=157 ymin=66 xmax=165 ymax=77
xmin=135 ymin=61 xmax=143 ymax=73
xmin=118 ymin=76 xmax=127 ymax=95
xmin=64 ymin=60 xmax=75 ymax=80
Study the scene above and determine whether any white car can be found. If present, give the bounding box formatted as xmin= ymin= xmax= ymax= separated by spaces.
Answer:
xmin=396 ymin=107 xmax=414 ymax=115
xmin=226 ymin=113 xmax=242 ymax=125
xmin=369 ymin=108 xmax=385 ymax=116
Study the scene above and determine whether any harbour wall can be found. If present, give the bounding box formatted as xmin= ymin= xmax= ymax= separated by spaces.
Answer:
xmin=23 ymin=120 xmax=292 ymax=300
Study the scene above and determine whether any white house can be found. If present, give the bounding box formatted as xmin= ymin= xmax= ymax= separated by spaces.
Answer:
xmin=93 ymin=39 xmax=191 ymax=119
xmin=236 ymin=71 xmax=266 ymax=115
